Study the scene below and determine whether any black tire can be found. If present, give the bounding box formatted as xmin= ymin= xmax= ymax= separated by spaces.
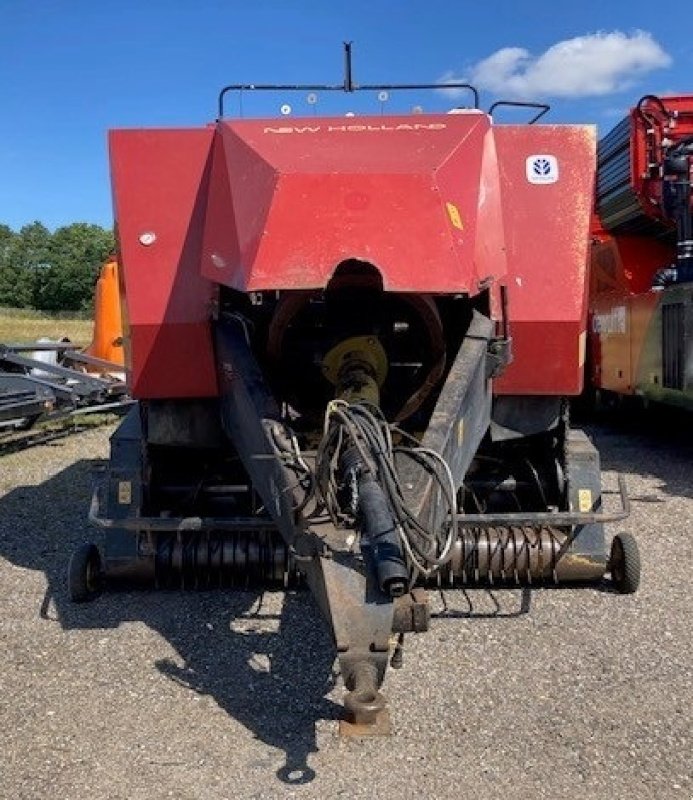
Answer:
xmin=68 ymin=543 xmax=103 ymax=602
xmin=609 ymin=533 xmax=641 ymax=594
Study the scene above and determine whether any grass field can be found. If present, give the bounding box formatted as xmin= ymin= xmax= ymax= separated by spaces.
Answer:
xmin=0 ymin=307 xmax=92 ymax=345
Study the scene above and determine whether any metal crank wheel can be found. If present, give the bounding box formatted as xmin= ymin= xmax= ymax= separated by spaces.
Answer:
xmin=609 ymin=533 xmax=640 ymax=594
xmin=68 ymin=542 xmax=104 ymax=602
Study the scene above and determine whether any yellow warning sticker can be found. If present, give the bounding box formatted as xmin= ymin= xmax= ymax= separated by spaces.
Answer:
xmin=118 ymin=480 xmax=132 ymax=505
xmin=457 ymin=419 xmax=465 ymax=446
xmin=578 ymin=489 xmax=592 ymax=512
xmin=446 ymin=202 xmax=464 ymax=230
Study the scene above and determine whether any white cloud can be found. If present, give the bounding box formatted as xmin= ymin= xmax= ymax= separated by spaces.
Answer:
xmin=440 ymin=31 xmax=672 ymax=100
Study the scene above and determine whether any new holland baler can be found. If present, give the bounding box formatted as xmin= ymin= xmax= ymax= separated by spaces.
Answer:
xmin=68 ymin=55 xmax=637 ymax=734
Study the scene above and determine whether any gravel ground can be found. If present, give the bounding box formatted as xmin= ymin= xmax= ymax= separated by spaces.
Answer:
xmin=0 ymin=416 xmax=691 ymax=799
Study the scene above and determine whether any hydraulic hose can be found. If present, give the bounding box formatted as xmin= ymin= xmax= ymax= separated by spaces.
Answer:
xmin=357 ymin=473 xmax=409 ymax=598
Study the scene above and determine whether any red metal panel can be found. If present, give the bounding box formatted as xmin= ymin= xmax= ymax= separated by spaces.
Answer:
xmin=200 ymin=113 xmax=508 ymax=293
xmin=110 ymin=117 xmax=595 ymax=400
xmin=590 ymin=234 xmax=672 ymax=297
xmin=493 ymin=125 xmax=597 ymax=395
xmin=504 ymin=321 xmax=585 ymax=395
xmin=109 ymin=128 xmax=218 ymax=399
xmin=128 ymin=323 xmax=217 ymax=398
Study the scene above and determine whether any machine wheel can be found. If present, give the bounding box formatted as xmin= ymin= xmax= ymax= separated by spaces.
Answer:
xmin=609 ymin=533 xmax=640 ymax=594
xmin=68 ymin=543 xmax=104 ymax=602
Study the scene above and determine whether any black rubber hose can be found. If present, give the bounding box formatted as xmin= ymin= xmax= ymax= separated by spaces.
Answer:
xmin=357 ymin=474 xmax=409 ymax=597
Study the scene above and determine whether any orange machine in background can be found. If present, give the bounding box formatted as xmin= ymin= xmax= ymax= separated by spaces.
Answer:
xmin=84 ymin=258 xmax=124 ymax=369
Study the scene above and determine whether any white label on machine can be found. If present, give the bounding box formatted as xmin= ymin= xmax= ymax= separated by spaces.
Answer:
xmin=592 ymin=305 xmax=627 ymax=335
xmin=118 ymin=481 xmax=132 ymax=505
xmin=526 ymin=155 xmax=559 ymax=184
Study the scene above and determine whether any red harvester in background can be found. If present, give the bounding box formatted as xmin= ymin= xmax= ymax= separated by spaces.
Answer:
xmin=590 ymin=94 xmax=693 ymax=410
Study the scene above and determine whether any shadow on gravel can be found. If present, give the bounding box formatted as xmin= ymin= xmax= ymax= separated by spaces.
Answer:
xmin=0 ymin=427 xmax=653 ymax=782
xmin=573 ymin=404 xmax=693 ymax=501
xmin=0 ymin=458 xmax=339 ymax=785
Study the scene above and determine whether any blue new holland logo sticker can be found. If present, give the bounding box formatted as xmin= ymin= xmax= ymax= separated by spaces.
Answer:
xmin=526 ymin=154 xmax=559 ymax=184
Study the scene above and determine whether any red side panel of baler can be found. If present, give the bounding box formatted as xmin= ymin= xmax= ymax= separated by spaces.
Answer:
xmin=200 ymin=113 xmax=507 ymax=294
xmin=493 ymin=125 xmax=597 ymax=395
xmin=109 ymin=128 xmax=218 ymax=399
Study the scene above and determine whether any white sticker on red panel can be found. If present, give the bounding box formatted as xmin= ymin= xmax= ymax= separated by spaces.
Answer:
xmin=526 ymin=155 xmax=559 ymax=184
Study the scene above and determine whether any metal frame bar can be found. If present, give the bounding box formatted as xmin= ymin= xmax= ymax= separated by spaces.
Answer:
xmin=0 ymin=344 xmax=129 ymax=431
xmin=1 ymin=342 xmax=80 ymax=352
xmin=217 ymin=81 xmax=480 ymax=119
xmin=88 ymin=482 xmax=273 ymax=532
xmin=217 ymin=42 xmax=479 ymax=118
xmin=0 ymin=351 xmax=112 ymax=388
xmin=89 ymin=474 xmax=630 ymax=534
xmin=456 ymin=474 xmax=630 ymax=528
xmin=62 ymin=351 xmax=125 ymax=373
xmin=487 ymin=100 xmax=550 ymax=124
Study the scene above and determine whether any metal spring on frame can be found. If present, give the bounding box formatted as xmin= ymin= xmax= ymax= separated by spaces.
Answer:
xmin=441 ymin=526 xmax=566 ymax=586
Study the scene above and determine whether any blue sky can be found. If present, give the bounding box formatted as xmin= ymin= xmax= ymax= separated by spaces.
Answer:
xmin=0 ymin=0 xmax=690 ymax=230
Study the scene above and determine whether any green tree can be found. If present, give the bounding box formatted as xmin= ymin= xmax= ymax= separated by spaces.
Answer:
xmin=0 ymin=223 xmax=41 ymax=308
xmin=0 ymin=221 xmax=115 ymax=311
xmin=0 ymin=224 xmax=15 ymax=264
xmin=0 ymin=223 xmax=23 ymax=305
xmin=35 ymin=223 xmax=115 ymax=311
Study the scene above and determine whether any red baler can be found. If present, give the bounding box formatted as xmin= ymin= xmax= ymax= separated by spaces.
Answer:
xmin=69 ymin=50 xmax=636 ymax=734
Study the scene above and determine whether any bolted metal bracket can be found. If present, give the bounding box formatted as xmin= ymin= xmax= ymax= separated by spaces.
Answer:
xmin=392 ymin=587 xmax=430 ymax=633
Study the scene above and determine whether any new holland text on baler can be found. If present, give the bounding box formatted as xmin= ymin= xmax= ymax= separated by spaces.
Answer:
xmin=69 ymin=51 xmax=637 ymax=734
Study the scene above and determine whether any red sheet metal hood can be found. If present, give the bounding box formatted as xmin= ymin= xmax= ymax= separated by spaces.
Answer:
xmin=200 ymin=113 xmax=507 ymax=294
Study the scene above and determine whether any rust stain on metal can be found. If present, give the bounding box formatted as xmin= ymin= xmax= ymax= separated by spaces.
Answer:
xmin=339 ymin=708 xmax=391 ymax=737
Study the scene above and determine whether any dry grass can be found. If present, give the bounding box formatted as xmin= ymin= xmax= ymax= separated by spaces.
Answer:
xmin=0 ymin=308 xmax=92 ymax=345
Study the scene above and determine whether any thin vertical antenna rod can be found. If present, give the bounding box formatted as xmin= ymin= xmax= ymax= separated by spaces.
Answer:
xmin=343 ymin=41 xmax=354 ymax=92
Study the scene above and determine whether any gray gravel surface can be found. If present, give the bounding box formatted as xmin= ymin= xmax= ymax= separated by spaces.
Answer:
xmin=0 ymin=418 xmax=691 ymax=799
